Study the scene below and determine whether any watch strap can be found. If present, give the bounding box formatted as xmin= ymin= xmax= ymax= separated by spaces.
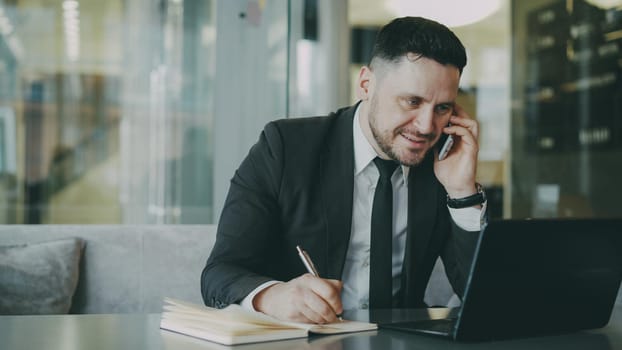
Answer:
xmin=447 ymin=183 xmax=486 ymax=209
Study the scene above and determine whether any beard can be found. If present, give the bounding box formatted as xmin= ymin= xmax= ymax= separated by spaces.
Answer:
xmin=368 ymin=94 xmax=435 ymax=167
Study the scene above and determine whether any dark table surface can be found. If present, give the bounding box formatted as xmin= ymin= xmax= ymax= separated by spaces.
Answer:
xmin=1 ymin=305 xmax=620 ymax=350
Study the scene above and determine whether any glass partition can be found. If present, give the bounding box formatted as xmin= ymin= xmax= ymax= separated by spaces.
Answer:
xmin=511 ymin=0 xmax=622 ymax=218
xmin=1 ymin=0 xmax=619 ymax=224
xmin=0 ymin=0 xmax=289 ymax=224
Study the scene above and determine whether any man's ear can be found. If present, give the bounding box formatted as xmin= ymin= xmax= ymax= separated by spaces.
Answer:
xmin=356 ymin=66 xmax=373 ymax=101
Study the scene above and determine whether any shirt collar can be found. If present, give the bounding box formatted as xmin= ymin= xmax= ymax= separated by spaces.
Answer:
xmin=352 ymin=105 xmax=410 ymax=185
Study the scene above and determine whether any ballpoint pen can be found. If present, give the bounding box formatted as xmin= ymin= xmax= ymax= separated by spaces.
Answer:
xmin=296 ymin=245 xmax=319 ymax=277
xmin=296 ymin=245 xmax=343 ymax=321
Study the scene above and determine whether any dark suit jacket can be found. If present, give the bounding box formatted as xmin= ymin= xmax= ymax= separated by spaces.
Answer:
xmin=201 ymin=104 xmax=480 ymax=309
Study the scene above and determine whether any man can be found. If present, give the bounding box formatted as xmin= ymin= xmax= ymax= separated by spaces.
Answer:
xmin=202 ymin=16 xmax=486 ymax=325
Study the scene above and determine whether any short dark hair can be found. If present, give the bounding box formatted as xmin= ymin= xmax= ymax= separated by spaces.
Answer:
xmin=370 ymin=17 xmax=467 ymax=73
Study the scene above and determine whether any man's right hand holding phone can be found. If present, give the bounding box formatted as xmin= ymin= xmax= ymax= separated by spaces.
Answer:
xmin=433 ymin=103 xmax=480 ymax=201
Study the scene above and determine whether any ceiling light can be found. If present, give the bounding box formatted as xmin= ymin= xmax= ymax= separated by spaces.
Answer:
xmin=62 ymin=0 xmax=79 ymax=11
xmin=386 ymin=0 xmax=501 ymax=27
xmin=62 ymin=0 xmax=80 ymax=61
xmin=585 ymin=0 xmax=622 ymax=9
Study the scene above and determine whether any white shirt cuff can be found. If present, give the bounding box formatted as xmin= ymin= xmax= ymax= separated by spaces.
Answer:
xmin=240 ymin=280 xmax=282 ymax=311
xmin=448 ymin=200 xmax=487 ymax=231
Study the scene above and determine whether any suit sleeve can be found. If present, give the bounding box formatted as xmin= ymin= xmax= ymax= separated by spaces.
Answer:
xmin=437 ymin=186 xmax=485 ymax=299
xmin=441 ymin=221 xmax=480 ymax=298
xmin=201 ymin=122 xmax=285 ymax=308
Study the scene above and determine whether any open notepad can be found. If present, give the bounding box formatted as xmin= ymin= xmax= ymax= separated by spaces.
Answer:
xmin=160 ymin=298 xmax=377 ymax=346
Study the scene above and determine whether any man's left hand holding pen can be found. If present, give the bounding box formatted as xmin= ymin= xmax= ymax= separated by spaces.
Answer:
xmin=252 ymin=246 xmax=343 ymax=324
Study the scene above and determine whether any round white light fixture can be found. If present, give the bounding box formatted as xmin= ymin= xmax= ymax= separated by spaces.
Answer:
xmin=386 ymin=0 xmax=502 ymax=27
xmin=585 ymin=0 xmax=622 ymax=9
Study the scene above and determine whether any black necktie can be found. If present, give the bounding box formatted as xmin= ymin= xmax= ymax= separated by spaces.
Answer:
xmin=370 ymin=157 xmax=398 ymax=309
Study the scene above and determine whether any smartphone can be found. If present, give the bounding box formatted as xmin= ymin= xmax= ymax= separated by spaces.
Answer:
xmin=437 ymin=127 xmax=454 ymax=161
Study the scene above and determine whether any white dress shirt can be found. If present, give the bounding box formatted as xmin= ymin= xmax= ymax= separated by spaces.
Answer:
xmin=242 ymin=106 xmax=485 ymax=311
xmin=341 ymin=107 xmax=485 ymax=309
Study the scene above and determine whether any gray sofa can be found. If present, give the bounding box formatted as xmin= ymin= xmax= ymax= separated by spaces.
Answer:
xmin=0 ymin=225 xmax=214 ymax=314
xmin=1 ymin=225 xmax=618 ymax=314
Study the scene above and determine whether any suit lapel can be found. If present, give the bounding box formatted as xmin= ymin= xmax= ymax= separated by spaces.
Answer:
xmin=320 ymin=106 xmax=356 ymax=279
xmin=401 ymin=154 xmax=439 ymax=300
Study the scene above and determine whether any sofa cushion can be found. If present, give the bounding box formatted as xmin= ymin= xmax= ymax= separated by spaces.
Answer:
xmin=0 ymin=238 xmax=84 ymax=315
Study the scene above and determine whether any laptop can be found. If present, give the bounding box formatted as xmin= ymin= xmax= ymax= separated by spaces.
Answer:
xmin=380 ymin=218 xmax=622 ymax=341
